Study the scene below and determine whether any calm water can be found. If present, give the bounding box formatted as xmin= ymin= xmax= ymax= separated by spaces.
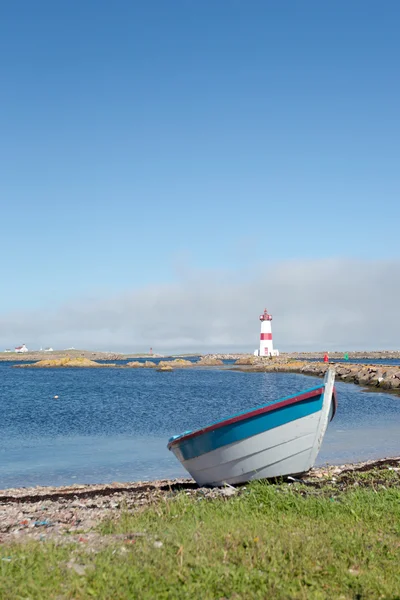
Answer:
xmin=1 ymin=363 xmax=400 ymax=489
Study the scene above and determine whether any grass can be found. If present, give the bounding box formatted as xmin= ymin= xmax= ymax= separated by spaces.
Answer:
xmin=1 ymin=471 xmax=400 ymax=599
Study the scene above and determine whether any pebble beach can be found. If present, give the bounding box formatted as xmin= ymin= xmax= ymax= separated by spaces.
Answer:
xmin=1 ymin=456 xmax=399 ymax=548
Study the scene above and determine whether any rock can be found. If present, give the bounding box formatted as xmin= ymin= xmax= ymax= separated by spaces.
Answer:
xmin=380 ymin=380 xmax=393 ymax=390
xmin=124 ymin=360 xmax=157 ymax=369
xmin=158 ymin=359 xmax=192 ymax=368
xmin=66 ymin=561 xmax=87 ymax=576
xmin=197 ymin=357 xmax=224 ymax=366
xmin=234 ymin=356 xmax=260 ymax=366
xmin=341 ymin=375 xmax=356 ymax=383
xmin=171 ymin=359 xmax=193 ymax=366
xmin=220 ymin=486 xmax=237 ymax=497
xmin=156 ymin=365 xmax=173 ymax=372
xmin=15 ymin=357 xmax=113 ymax=368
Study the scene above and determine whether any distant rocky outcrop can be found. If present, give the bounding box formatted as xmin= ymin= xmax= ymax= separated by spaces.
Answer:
xmin=196 ymin=357 xmax=224 ymax=366
xmin=143 ymin=361 xmax=156 ymax=368
xmin=126 ymin=360 xmax=157 ymax=368
xmin=14 ymin=357 xmax=115 ymax=368
xmin=126 ymin=359 xmax=193 ymax=369
xmin=158 ymin=359 xmax=193 ymax=368
xmin=156 ymin=365 xmax=174 ymax=372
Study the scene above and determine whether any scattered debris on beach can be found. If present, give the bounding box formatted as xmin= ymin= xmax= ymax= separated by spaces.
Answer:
xmin=1 ymin=457 xmax=399 ymax=548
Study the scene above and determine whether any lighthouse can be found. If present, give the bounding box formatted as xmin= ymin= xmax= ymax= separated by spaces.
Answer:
xmin=254 ymin=309 xmax=279 ymax=357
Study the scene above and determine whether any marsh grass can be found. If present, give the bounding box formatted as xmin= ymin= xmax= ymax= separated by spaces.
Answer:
xmin=1 ymin=471 xmax=400 ymax=599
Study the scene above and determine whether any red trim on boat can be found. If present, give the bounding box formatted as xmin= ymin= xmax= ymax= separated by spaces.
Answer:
xmin=260 ymin=333 xmax=272 ymax=340
xmin=168 ymin=387 xmax=325 ymax=448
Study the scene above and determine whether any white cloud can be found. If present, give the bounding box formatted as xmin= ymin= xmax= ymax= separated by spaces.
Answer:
xmin=1 ymin=259 xmax=399 ymax=353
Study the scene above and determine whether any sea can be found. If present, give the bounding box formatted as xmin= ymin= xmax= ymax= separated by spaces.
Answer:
xmin=1 ymin=359 xmax=400 ymax=489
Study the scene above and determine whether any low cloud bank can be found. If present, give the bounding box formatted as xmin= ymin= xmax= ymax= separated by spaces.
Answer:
xmin=1 ymin=259 xmax=399 ymax=353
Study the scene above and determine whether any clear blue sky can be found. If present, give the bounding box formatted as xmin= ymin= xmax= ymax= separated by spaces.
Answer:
xmin=1 ymin=1 xmax=399 ymax=311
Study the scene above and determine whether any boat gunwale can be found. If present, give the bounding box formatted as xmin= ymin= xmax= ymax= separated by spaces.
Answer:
xmin=168 ymin=385 xmax=328 ymax=450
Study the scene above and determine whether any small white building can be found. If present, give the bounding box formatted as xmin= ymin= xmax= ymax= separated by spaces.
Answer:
xmin=15 ymin=344 xmax=28 ymax=353
xmin=44 ymin=347 xmax=54 ymax=352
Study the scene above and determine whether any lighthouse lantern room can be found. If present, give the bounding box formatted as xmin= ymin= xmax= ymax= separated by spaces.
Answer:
xmin=254 ymin=309 xmax=279 ymax=357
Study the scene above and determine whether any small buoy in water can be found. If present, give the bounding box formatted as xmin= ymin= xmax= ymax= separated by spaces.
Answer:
xmin=54 ymin=395 xmax=59 ymax=399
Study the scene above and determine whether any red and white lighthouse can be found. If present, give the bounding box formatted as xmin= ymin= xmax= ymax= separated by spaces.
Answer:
xmin=255 ymin=309 xmax=279 ymax=357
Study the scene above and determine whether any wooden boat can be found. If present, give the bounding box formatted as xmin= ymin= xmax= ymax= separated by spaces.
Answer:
xmin=168 ymin=369 xmax=337 ymax=486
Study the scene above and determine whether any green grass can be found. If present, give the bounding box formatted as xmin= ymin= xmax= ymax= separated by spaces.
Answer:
xmin=1 ymin=474 xmax=400 ymax=599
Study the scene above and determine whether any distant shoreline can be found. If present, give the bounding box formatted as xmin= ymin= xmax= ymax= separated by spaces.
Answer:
xmin=0 ymin=350 xmax=170 ymax=362
xmin=1 ymin=349 xmax=400 ymax=362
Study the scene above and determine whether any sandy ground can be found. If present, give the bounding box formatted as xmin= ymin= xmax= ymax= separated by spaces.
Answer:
xmin=1 ymin=457 xmax=399 ymax=547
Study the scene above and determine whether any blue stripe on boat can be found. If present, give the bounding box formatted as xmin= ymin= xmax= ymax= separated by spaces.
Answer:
xmin=173 ymin=392 xmax=324 ymax=461
xmin=168 ymin=385 xmax=323 ymax=444
xmin=168 ymin=385 xmax=322 ymax=445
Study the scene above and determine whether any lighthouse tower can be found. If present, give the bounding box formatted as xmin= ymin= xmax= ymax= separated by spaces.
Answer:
xmin=255 ymin=309 xmax=279 ymax=357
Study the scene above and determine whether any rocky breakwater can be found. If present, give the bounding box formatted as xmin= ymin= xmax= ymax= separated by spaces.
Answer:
xmin=284 ymin=350 xmax=400 ymax=360
xmin=298 ymin=362 xmax=400 ymax=392
xmin=233 ymin=357 xmax=400 ymax=393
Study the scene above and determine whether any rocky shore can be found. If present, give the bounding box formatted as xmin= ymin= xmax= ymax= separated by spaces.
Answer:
xmin=14 ymin=357 xmax=225 ymax=369
xmin=231 ymin=357 xmax=400 ymax=393
xmin=201 ymin=351 xmax=400 ymax=360
xmin=1 ymin=461 xmax=399 ymax=599
xmin=0 ymin=457 xmax=398 ymax=547
xmin=283 ymin=350 xmax=400 ymax=360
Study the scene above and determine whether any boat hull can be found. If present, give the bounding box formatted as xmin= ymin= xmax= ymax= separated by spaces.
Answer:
xmin=168 ymin=369 xmax=336 ymax=486
xmin=171 ymin=412 xmax=320 ymax=486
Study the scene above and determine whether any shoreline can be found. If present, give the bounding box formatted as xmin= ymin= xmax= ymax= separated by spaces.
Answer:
xmin=232 ymin=360 xmax=400 ymax=394
xmin=2 ymin=349 xmax=400 ymax=362
xmin=1 ymin=456 xmax=399 ymax=546
xmin=1 ymin=459 xmax=399 ymax=599
xmin=4 ymin=351 xmax=400 ymax=393
xmin=1 ymin=455 xmax=399 ymax=500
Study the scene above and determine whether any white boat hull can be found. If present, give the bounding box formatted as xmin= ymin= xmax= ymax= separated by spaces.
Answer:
xmin=169 ymin=369 xmax=336 ymax=486
xmin=172 ymin=413 xmax=320 ymax=486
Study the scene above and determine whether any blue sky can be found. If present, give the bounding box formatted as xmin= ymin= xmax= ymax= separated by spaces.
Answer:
xmin=1 ymin=1 xmax=399 ymax=350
